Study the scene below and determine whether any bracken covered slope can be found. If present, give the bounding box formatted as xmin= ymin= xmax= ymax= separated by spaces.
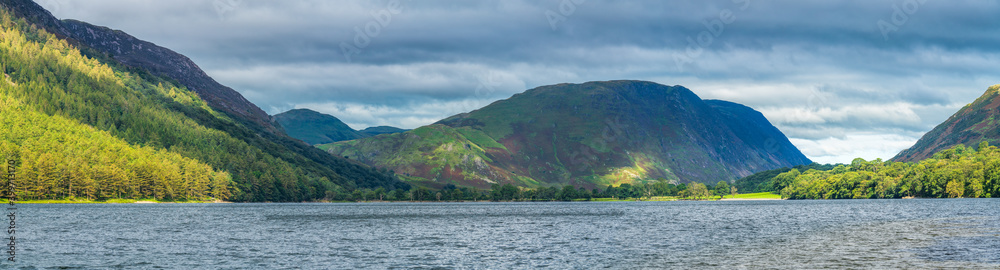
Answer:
xmin=894 ymin=85 xmax=1000 ymax=162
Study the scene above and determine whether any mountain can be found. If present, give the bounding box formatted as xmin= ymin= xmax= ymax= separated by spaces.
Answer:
xmin=361 ymin=126 xmax=409 ymax=136
xmin=274 ymin=109 xmax=368 ymax=145
xmin=273 ymin=109 xmax=409 ymax=145
xmin=321 ymin=80 xmax=811 ymax=189
xmin=0 ymin=0 xmax=407 ymax=202
xmin=894 ymin=85 xmax=1000 ymax=162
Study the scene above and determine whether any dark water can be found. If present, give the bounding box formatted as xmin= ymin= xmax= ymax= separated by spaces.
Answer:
xmin=5 ymin=199 xmax=1000 ymax=269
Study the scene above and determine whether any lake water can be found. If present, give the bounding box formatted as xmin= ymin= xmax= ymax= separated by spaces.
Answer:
xmin=6 ymin=199 xmax=1000 ymax=269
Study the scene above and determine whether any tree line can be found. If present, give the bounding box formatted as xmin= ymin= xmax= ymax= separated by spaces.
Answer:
xmin=332 ymin=180 xmax=737 ymax=202
xmin=774 ymin=142 xmax=1000 ymax=199
xmin=734 ymin=163 xmax=836 ymax=193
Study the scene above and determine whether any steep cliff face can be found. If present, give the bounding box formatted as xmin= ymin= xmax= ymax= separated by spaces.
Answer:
xmin=894 ymin=85 xmax=1000 ymax=162
xmin=323 ymin=80 xmax=811 ymax=189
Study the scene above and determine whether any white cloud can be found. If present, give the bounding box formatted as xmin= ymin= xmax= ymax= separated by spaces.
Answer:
xmin=790 ymin=134 xmax=921 ymax=165
xmin=298 ymin=98 xmax=499 ymax=130
xmin=760 ymin=103 xmax=923 ymax=128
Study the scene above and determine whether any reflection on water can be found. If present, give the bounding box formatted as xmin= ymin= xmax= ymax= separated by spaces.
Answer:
xmin=11 ymin=199 xmax=1000 ymax=269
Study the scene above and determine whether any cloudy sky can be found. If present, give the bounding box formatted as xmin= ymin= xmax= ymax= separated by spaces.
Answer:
xmin=45 ymin=0 xmax=1000 ymax=164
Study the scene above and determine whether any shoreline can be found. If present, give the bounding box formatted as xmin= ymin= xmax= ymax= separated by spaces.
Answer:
xmin=0 ymin=199 xmax=229 ymax=204
xmin=0 ymin=193 xmax=786 ymax=204
xmin=2 ymin=198 xmax=784 ymax=204
xmin=719 ymin=198 xmax=784 ymax=201
xmin=8 ymin=197 xmax=976 ymax=204
xmin=0 ymin=192 xmax=785 ymax=204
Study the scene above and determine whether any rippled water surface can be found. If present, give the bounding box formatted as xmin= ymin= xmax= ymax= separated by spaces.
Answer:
xmin=9 ymin=199 xmax=1000 ymax=269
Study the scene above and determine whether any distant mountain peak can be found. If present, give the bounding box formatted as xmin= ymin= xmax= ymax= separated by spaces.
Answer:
xmin=273 ymin=109 xmax=410 ymax=144
xmin=274 ymin=109 xmax=366 ymax=145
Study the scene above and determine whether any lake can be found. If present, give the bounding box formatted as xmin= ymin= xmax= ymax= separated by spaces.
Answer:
xmin=7 ymin=199 xmax=1000 ymax=269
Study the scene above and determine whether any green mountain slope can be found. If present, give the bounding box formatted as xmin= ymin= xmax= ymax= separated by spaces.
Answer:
xmin=274 ymin=108 xmax=368 ymax=145
xmin=321 ymin=80 xmax=811 ymax=189
xmin=0 ymin=4 xmax=406 ymax=202
xmin=894 ymin=85 xmax=1000 ymax=162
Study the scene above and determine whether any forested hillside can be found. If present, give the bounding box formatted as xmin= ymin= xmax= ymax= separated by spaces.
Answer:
xmin=0 ymin=96 xmax=231 ymax=200
xmin=0 ymin=8 xmax=405 ymax=202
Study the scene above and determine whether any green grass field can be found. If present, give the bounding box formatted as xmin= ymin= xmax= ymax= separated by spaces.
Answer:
xmin=588 ymin=196 xmax=679 ymax=202
xmin=727 ymin=192 xmax=782 ymax=200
